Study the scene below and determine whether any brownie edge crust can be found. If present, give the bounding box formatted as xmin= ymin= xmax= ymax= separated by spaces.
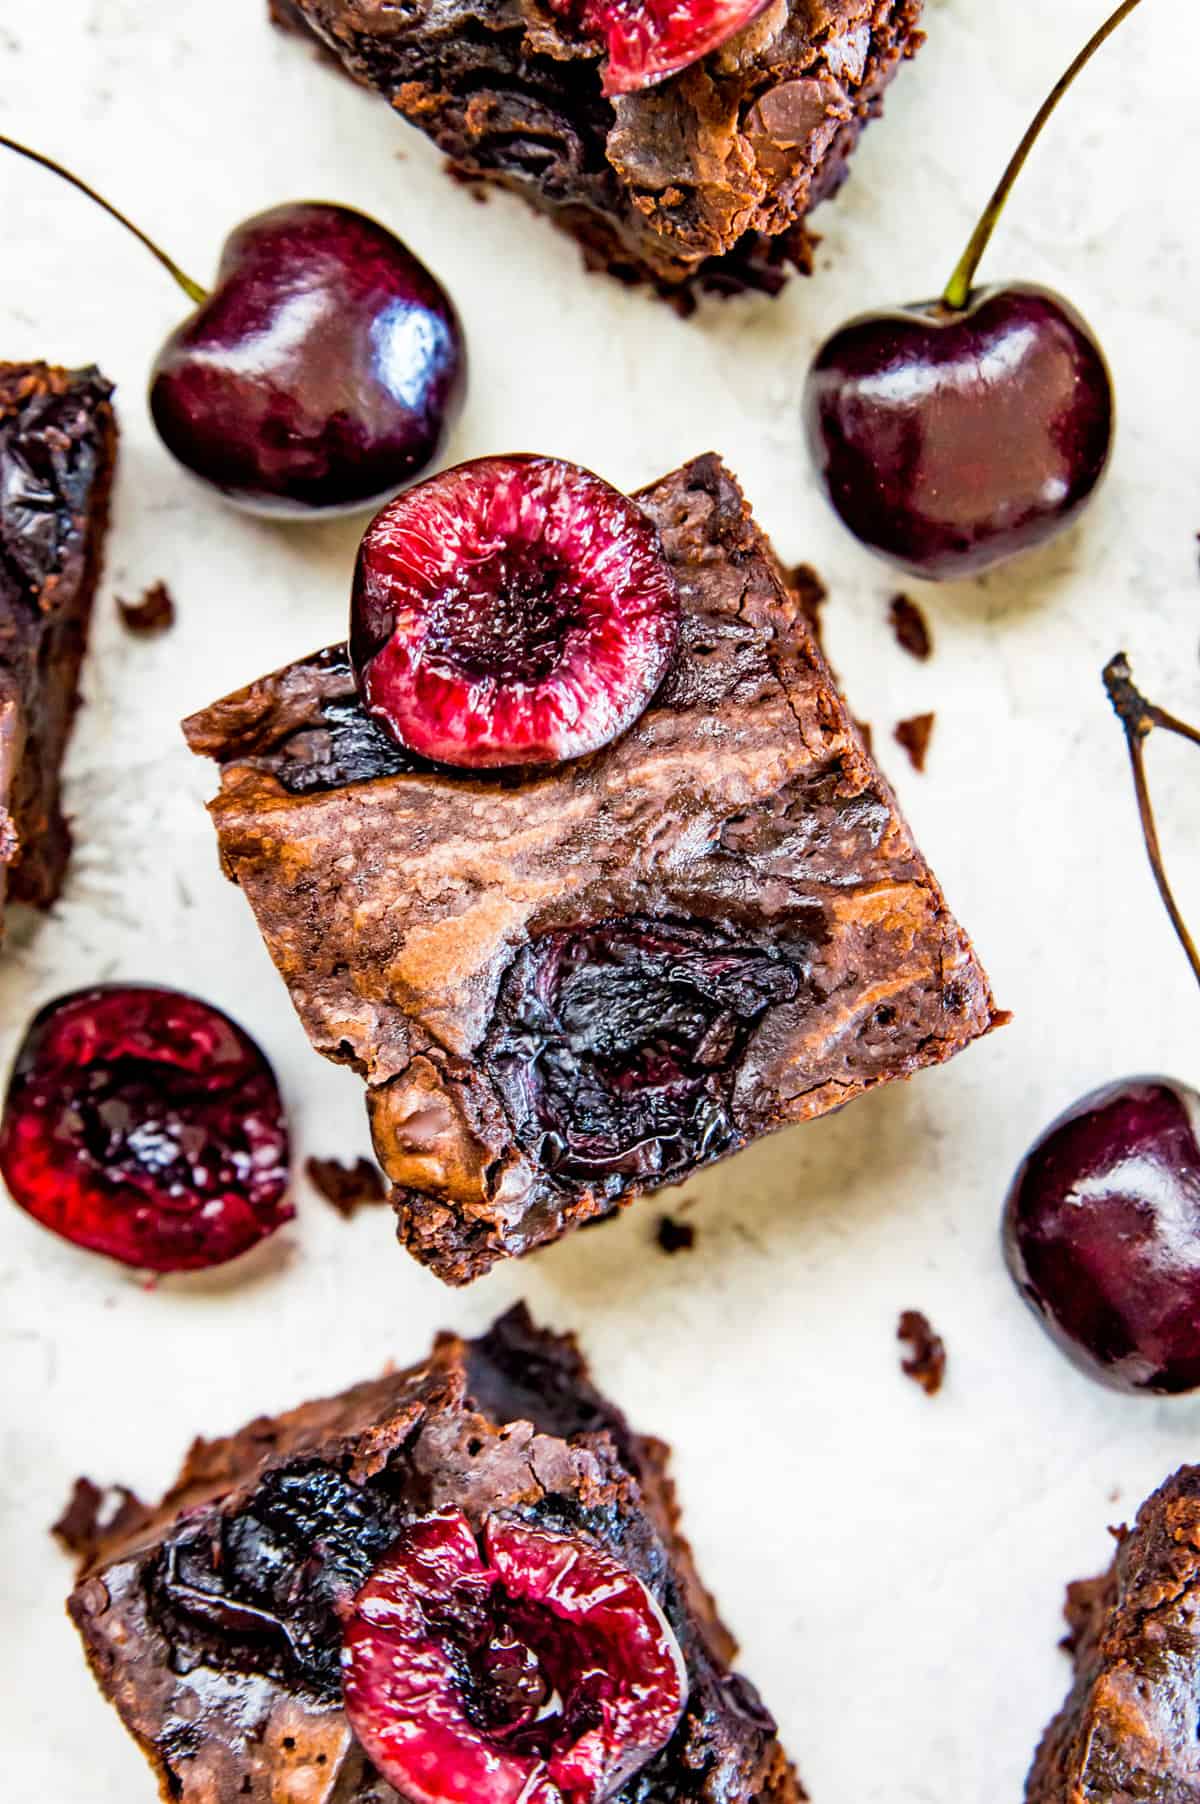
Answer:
xmin=66 ymin=1305 xmax=804 ymax=1804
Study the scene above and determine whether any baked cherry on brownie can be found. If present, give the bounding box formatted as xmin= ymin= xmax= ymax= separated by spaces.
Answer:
xmin=804 ymin=1 xmax=1141 ymax=580
xmin=350 ymin=457 xmax=679 ymax=768
xmin=565 ymin=0 xmax=769 ymax=95
xmin=0 ymin=985 xmax=291 ymax=1271
xmin=0 ymin=136 xmax=465 ymax=516
xmin=343 ymin=1511 xmax=687 ymax=1804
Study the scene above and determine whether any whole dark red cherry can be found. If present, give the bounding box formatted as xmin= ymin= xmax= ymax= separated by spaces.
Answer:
xmin=0 ymin=137 xmax=465 ymax=518
xmin=1003 ymin=1078 xmax=1200 ymax=1394
xmin=804 ymin=0 xmax=1141 ymax=582
xmin=0 ymin=985 xmax=292 ymax=1272
xmin=341 ymin=1509 xmax=688 ymax=1804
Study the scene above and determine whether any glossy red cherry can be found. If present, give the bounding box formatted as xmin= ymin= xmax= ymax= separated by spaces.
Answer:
xmin=0 ymin=138 xmax=465 ymax=518
xmin=0 ymin=985 xmax=292 ymax=1272
xmin=804 ymin=0 xmax=1141 ymax=581
xmin=570 ymin=0 xmax=769 ymax=95
xmin=341 ymin=1510 xmax=688 ymax=1804
xmin=1004 ymin=1078 xmax=1200 ymax=1395
xmin=350 ymin=456 xmax=679 ymax=769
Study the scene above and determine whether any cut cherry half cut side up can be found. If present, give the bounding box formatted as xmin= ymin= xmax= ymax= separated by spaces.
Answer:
xmin=0 ymin=985 xmax=291 ymax=1272
xmin=573 ymin=0 xmax=771 ymax=96
xmin=341 ymin=1509 xmax=688 ymax=1804
xmin=350 ymin=456 xmax=680 ymax=769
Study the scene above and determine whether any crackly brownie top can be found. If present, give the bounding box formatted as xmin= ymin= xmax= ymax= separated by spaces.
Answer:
xmin=1027 ymin=1466 xmax=1200 ymax=1801
xmin=69 ymin=1307 xmax=794 ymax=1804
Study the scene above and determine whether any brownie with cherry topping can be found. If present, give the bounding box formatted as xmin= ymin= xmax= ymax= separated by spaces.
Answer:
xmin=1026 ymin=1465 xmax=1200 ymax=1801
xmin=269 ymin=0 xmax=925 ymax=302
xmin=184 ymin=453 xmax=999 ymax=1285
xmin=67 ymin=1305 xmax=803 ymax=1804
xmin=0 ymin=362 xmax=117 ymax=925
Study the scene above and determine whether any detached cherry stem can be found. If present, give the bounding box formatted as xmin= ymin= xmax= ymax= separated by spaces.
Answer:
xmin=1103 ymin=652 xmax=1200 ymax=992
xmin=942 ymin=0 xmax=1146 ymax=313
xmin=0 ymin=133 xmax=207 ymax=306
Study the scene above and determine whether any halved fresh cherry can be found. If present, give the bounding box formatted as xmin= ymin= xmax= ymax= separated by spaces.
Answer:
xmin=565 ymin=0 xmax=769 ymax=96
xmin=1004 ymin=1078 xmax=1200 ymax=1395
xmin=0 ymin=985 xmax=292 ymax=1272
xmin=341 ymin=1510 xmax=688 ymax=1804
xmin=350 ymin=456 xmax=679 ymax=768
xmin=0 ymin=137 xmax=465 ymax=517
xmin=804 ymin=1 xmax=1144 ymax=581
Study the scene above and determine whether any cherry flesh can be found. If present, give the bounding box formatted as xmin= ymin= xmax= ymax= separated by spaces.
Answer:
xmin=0 ymin=985 xmax=292 ymax=1272
xmin=805 ymin=284 xmax=1113 ymax=581
xmin=1004 ymin=1078 xmax=1200 ymax=1394
xmin=569 ymin=0 xmax=770 ymax=95
xmin=341 ymin=1509 xmax=688 ymax=1804
xmin=350 ymin=456 xmax=679 ymax=768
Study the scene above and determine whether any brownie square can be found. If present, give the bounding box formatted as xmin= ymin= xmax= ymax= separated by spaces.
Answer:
xmin=270 ymin=0 xmax=925 ymax=301
xmin=66 ymin=1305 xmax=803 ymax=1804
xmin=184 ymin=453 xmax=1000 ymax=1284
xmin=1026 ymin=1466 xmax=1200 ymax=1801
xmin=0 ymin=362 xmax=117 ymax=924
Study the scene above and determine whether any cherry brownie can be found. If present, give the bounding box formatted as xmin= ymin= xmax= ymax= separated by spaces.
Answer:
xmin=1026 ymin=1465 xmax=1200 ymax=1801
xmin=269 ymin=0 xmax=925 ymax=301
xmin=66 ymin=1305 xmax=803 ymax=1804
xmin=0 ymin=362 xmax=117 ymax=926
xmin=184 ymin=453 xmax=1000 ymax=1284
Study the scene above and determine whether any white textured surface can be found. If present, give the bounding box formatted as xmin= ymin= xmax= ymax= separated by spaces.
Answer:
xmin=2 ymin=2 xmax=1199 ymax=1799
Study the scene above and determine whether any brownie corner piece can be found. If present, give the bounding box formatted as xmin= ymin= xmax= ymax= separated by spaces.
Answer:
xmin=1025 ymin=1465 xmax=1200 ymax=1801
xmin=184 ymin=451 xmax=1000 ymax=1285
xmin=0 ymin=360 xmax=117 ymax=922
xmin=271 ymin=0 xmax=925 ymax=299
xmin=66 ymin=1303 xmax=805 ymax=1804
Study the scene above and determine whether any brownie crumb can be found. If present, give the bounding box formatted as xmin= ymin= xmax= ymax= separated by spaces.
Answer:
xmin=894 ymin=712 xmax=935 ymax=773
xmin=53 ymin=1477 xmax=149 ymax=1567
xmin=117 ymin=581 xmax=176 ymax=636
xmin=888 ymin=594 xmax=932 ymax=661
xmin=897 ymin=1310 xmax=946 ymax=1396
xmin=656 ymin=1214 xmax=697 ymax=1254
xmin=786 ymin=563 xmax=827 ymax=651
xmin=305 ymin=1154 xmax=388 ymax=1218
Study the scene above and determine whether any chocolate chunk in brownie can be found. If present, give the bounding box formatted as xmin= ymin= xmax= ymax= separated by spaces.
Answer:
xmin=1026 ymin=1466 xmax=1200 ymax=1801
xmin=67 ymin=1305 xmax=803 ymax=1804
xmin=185 ymin=453 xmax=1000 ymax=1285
xmin=0 ymin=363 xmax=117 ymax=922
xmin=270 ymin=0 xmax=925 ymax=299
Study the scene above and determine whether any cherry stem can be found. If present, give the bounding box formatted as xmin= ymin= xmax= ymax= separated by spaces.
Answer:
xmin=0 ymin=133 xmax=207 ymax=306
xmin=943 ymin=0 xmax=1146 ymax=312
xmin=1103 ymin=652 xmax=1200 ymax=992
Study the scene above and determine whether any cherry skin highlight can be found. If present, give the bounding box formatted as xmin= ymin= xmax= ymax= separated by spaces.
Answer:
xmin=1004 ymin=1077 xmax=1200 ymax=1394
xmin=0 ymin=985 xmax=291 ymax=1272
xmin=341 ymin=1510 xmax=688 ymax=1804
xmin=150 ymin=203 xmax=465 ymax=517
xmin=805 ymin=284 xmax=1113 ymax=581
xmin=350 ymin=456 xmax=680 ymax=769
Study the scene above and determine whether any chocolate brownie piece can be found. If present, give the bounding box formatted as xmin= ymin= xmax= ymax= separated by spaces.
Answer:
xmin=1026 ymin=1467 xmax=1200 ymax=1801
xmin=0 ymin=362 xmax=117 ymax=921
xmin=67 ymin=1305 xmax=803 ymax=1804
xmin=184 ymin=453 xmax=1000 ymax=1284
xmin=270 ymin=0 xmax=925 ymax=300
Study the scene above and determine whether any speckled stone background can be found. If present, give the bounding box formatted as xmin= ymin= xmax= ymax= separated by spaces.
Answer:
xmin=2 ymin=2 xmax=1198 ymax=1799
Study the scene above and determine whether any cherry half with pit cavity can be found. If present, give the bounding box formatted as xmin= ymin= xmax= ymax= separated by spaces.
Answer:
xmin=350 ymin=456 xmax=680 ymax=769
xmin=804 ymin=0 xmax=1142 ymax=581
xmin=0 ymin=985 xmax=292 ymax=1272
xmin=341 ymin=1509 xmax=688 ymax=1804
xmin=0 ymin=137 xmax=465 ymax=517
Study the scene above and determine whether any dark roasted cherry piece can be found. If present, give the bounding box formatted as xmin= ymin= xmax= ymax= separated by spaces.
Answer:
xmin=0 ymin=137 xmax=465 ymax=517
xmin=351 ymin=456 xmax=679 ymax=768
xmin=342 ymin=1510 xmax=688 ymax=1804
xmin=0 ymin=985 xmax=291 ymax=1272
xmin=804 ymin=0 xmax=1140 ymax=581
xmin=1004 ymin=1078 xmax=1200 ymax=1394
xmin=566 ymin=0 xmax=769 ymax=95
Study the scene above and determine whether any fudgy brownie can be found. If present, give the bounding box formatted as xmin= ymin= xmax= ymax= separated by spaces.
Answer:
xmin=184 ymin=453 xmax=1000 ymax=1284
xmin=270 ymin=0 xmax=925 ymax=301
xmin=66 ymin=1304 xmax=803 ymax=1804
xmin=1026 ymin=1466 xmax=1200 ymax=1800
xmin=0 ymin=362 xmax=117 ymax=924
